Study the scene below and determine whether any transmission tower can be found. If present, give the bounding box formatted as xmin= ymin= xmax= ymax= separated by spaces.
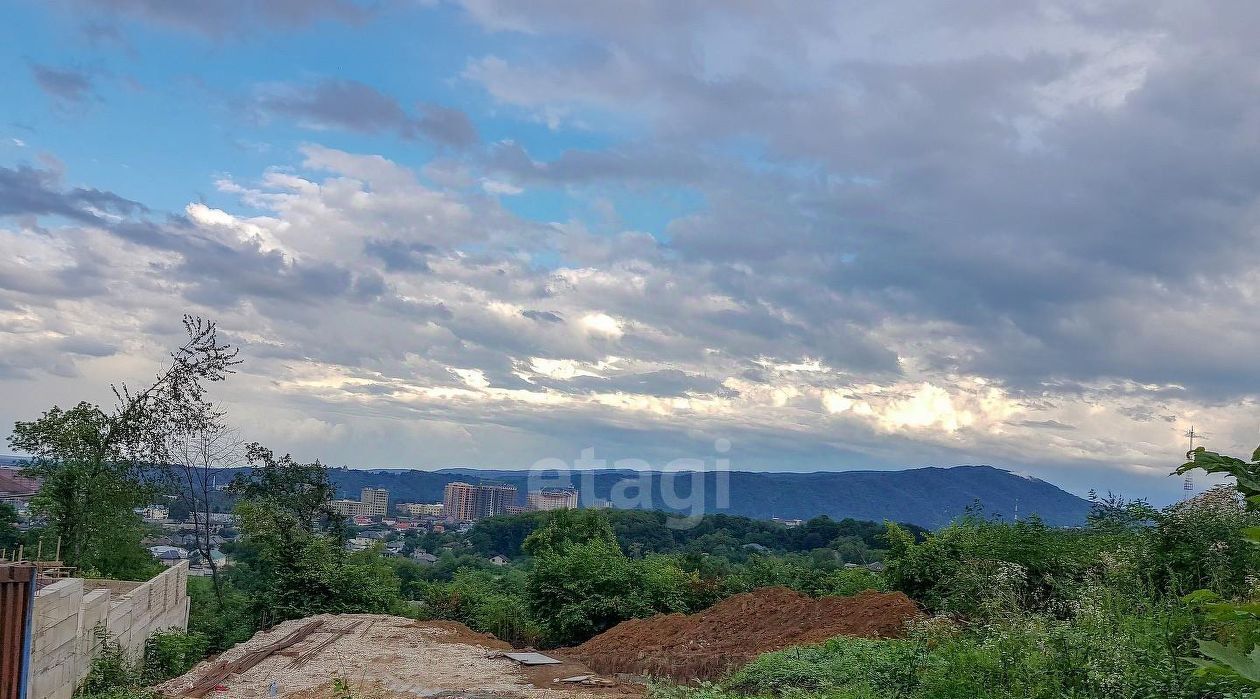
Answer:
xmin=1182 ymin=426 xmax=1203 ymax=498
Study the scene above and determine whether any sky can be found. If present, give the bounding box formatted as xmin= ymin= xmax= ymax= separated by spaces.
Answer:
xmin=2 ymin=1 xmax=1259 ymax=503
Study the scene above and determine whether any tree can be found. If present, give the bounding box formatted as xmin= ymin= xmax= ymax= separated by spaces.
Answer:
xmin=522 ymin=509 xmax=620 ymax=557
xmin=169 ymin=424 xmax=241 ymax=601
xmin=0 ymin=502 xmax=20 ymax=550
xmin=228 ymin=445 xmax=405 ymax=625
xmin=8 ymin=316 xmax=239 ymax=577
xmin=523 ymin=510 xmax=690 ymax=644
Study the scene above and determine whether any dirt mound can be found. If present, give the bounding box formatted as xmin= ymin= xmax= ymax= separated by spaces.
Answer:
xmin=569 ymin=587 xmax=921 ymax=682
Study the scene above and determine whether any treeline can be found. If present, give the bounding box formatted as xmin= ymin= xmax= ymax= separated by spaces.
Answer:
xmin=407 ymin=508 xmax=896 ymax=647
xmin=465 ymin=509 xmax=927 ymax=560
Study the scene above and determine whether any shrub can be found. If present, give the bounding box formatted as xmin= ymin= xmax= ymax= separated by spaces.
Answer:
xmin=416 ymin=568 xmax=544 ymax=647
xmin=79 ymin=634 xmax=143 ymax=698
xmin=823 ymin=567 xmax=888 ymax=597
xmin=187 ymin=577 xmax=256 ymax=652
xmin=728 ymin=636 xmax=921 ymax=696
xmin=655 ymin=599 xmax=1217 ymax=699
xmin=143 ymin=630 xmax=208 ymax=682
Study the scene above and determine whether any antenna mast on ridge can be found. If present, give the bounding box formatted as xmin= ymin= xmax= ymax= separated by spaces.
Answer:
xmin=1182 ymin=426 xmax=1202 ymax=498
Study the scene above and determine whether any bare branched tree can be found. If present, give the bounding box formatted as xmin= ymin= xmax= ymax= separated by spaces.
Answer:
xmin=111 ymin=315 xmax=242 ymax=468
xmin=169 ymin=421 xmax=242 ymax=601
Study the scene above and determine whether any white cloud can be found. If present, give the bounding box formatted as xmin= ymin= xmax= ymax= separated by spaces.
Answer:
xmin=580 ymin=312 xmax=623 ymax=338
xmin=480 ymin=178 xmax=523 ymax=195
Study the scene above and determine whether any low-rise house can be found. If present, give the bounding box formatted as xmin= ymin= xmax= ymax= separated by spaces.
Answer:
xmin=135 ymin=504 xmax=169 ymax=521
xmin=149 ymin=545 xmax=188 ymax=566
xmin=0 ymin=466 xmax=39 ymax=505
xmin=383 ymin=540 xmax=406 ymax=556
xmin=489 ymin=554 xmax=510 ymax=566
xmin=411 ymin=551 xmax=438 ymax=564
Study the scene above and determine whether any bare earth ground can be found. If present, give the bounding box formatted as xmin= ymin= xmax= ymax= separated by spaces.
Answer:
xmin=157 ymin=615 xmax=642 ymax=699
xmin=569 ymin=587 xmax=922 ymax=682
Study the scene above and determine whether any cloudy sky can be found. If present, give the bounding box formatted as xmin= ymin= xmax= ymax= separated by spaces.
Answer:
xmin=3 ymin=1 xmax=1258 ymax=502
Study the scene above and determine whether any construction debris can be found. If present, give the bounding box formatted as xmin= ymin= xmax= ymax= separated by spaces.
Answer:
xmin=569 ymin=587 xmax=922 ymax=682
xmin=503 ymin=652 xmax=563 ymax=665
xmin=553 ymin=676 xmax=616 ymax=688
xmin=183 ymin=619 xmax=325 ymax=698
xmin=157 ymin=614 xmax=638 ymax=699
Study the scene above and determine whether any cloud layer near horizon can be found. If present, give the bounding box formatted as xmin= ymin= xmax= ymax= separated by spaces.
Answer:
xmin=4 ymin=1 xmax=1260 ymax=501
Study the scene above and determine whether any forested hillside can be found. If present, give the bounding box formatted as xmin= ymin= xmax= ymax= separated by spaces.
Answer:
xmin=319 ymin=464 xmax=1092 ymax=528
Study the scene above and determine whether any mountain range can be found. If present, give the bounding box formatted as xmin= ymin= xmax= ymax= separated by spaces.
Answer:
xmin=325 ymin=464 xmax=1093 ymax=528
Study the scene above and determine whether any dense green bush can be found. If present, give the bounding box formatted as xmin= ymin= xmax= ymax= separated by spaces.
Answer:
xmin=186 ymin=577 xmax=256 ymax=652
xmin=142 ymin=630 xmax=208 ymax=682
xmin=883 ymin=515 xmax=1100 ymax=619
xmin=414 ymin=568 xmax=543 ymax=646
xmin=76 ymin=628 xmax=206 ymax=699
xmin=721 ymin=551 xmax=887 ymax=598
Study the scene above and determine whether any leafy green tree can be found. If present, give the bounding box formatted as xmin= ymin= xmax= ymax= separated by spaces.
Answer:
xmin=524 ymin=510 xmax=691 ymax=645
xmin=0 ymin=502 xmax=20 ymax=550
xmin=8 ymin=317 xmax=238 ymax=578
xmin=187 ymin=576 xmax=255 ymax=652
xmin=522 ymin=508 xmax=621 ymax=557
xmin=11 ymin=403 xmax=156 ymax=577
xmin=415 ymin=568 xmax=542 ymax=646
xmin=884 ymin=516 xmax=1094 ymax=618
xmin=466 ymin=511 xmax=546 ymax=557
xmin=228 ymin=445 xmax=406 ymax=625
xmin=526 ymin=534 xmax=644 ymax=644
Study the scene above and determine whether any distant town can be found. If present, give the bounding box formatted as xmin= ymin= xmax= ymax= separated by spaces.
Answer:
xmin=1 ymin=462 xmax=810 ymax=574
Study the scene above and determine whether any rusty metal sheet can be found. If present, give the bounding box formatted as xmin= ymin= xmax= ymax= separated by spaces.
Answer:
xmin=0 ymin=564 xmax=36 ymax=699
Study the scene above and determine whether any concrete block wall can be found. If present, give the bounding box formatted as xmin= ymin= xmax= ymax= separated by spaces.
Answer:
xmin=28 ymin=562 xmax=189 ymax=699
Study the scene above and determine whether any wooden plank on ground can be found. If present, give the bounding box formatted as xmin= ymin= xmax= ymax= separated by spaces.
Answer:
xmin=182 ymin=619 xmax=325 ymax=697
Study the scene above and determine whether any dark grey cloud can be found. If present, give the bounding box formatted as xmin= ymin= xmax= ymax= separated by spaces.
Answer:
xmin=415 ymin=104 xmax=480 ymax=150
xmin=28 ymin=64 xmax=95 ymax=106
xmin=1018 ymin=420 xmax=1076 ymax=431
xmin=56 ymin=336 xmax=118 ymax=358
xmin=0 ymin=164 xmax=145 ymax=223
xmin=252 ymin=79 xmax=478 ymax=148
xmin=463 ymin=1 xmax=1260 ymax=399
xmin=172 ymin=236 xmax=355 ymax=306
xmin=486 ymin=141 xmax=708 ymax=185
xmin=522 ymin=309 xmax=563 ymax=323
xmin=363 ymin=238 xmax=435 ymax=272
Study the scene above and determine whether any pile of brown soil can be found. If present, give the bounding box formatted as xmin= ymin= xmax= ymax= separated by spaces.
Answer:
xmin=568 ymin=587 xmax=921 ymax=682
